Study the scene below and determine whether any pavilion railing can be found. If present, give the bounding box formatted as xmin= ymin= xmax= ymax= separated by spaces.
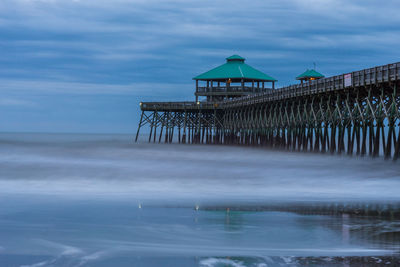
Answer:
xmin=197 ymin=86 xmax=273 ymax=94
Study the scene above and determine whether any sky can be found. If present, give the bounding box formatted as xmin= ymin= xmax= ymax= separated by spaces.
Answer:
xmin=0 ymin=0 xmax=399 ymax=134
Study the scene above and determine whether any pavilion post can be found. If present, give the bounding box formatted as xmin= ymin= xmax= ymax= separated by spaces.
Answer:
xmin=196 ymin=80 xmax=199 ymax=102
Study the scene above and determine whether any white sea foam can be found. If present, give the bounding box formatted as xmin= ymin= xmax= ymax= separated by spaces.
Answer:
xmin=199 ymin=258 xmax=246 ymax=267
xmin=1 ymin=134 xmax=400 ymax=205
xmin=33 ymin=239 xmax=84 ymax=256
xmin=21 ymin=261 xmax=49 ymax=267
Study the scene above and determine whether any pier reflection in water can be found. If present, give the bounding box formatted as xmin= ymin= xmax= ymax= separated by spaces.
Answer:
xmin=0 ymin=198 xmax=399 ymax=267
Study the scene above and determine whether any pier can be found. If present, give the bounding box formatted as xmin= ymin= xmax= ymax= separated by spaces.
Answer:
xmin=136 ymin=55 xmax=400 ymax=159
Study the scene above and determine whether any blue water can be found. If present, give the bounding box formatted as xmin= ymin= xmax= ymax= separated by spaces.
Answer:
xmin=0 ymin=133 xmax=399 ymax=266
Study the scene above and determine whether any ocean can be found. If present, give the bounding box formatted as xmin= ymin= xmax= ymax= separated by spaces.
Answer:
xmin=0 ymin=133 xmax=399 ymax=267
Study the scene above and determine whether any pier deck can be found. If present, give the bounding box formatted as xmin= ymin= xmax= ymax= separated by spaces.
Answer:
xmin=137 ymin=62 xmax=400 ymax=159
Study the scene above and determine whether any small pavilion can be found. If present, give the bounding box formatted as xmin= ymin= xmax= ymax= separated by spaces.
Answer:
xmin=296 ymin=69 xmax=325 ymax=84
xmin=193 ymin=55 xmax=277 ymax=102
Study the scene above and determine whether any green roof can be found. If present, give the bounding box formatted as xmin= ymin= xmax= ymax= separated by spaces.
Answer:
xmin=226 ymin=55 xmax=245 ymax=61
xmin=193 ymin=55 xmax=277 ymax=81
xmin=296 ymin=69 xmax=325 ymax=80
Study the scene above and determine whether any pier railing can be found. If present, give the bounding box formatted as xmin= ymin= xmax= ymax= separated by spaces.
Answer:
xmin=196 ymin=86 xmax=273 ymax=95
xmin=222 ymin=63 xmax=400 ymax=108
xmin=141 ymin=63 xmax=400 ymax=110
xmin=140 ymin=101 xmax=220 ymax=111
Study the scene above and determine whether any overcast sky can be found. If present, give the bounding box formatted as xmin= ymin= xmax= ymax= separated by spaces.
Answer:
xmin=1 ymin=0 xmax=399 ymax=133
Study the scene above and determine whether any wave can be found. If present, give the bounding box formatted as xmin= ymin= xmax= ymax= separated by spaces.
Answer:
xmin=1 ymin=133 xmax=400 ymax=206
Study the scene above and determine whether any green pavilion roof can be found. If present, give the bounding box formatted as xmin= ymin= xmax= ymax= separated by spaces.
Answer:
xmin=296 ymin=69 xmax=325 ymax=80
xmin=225 ymin=55 xmax=245 ymax=61
xmin=193 ymin=55 xmax=277 ymax=82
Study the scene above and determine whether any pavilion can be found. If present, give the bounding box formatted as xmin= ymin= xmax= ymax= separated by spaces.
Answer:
xmin=193 ymin=55 xmax=277 ymax=102
xmin=296 ymin=69 xmax=325 ymax=84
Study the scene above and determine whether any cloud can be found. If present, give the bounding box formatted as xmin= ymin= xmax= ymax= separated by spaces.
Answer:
xmin=0 ymin=98 xmax=37 ymax=107
xmin=0 ymin=0 xmax=399 ymax=132
xmin=0 ymin=79 xmax=193 ymax=99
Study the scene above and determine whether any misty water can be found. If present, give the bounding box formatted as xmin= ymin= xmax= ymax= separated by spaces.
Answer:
xmin=0 ymin=133 xmax=399 ymax=267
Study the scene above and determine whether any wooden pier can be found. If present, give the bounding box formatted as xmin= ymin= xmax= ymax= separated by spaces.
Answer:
xmin=136 ymin=56 xmax=400 ymax=159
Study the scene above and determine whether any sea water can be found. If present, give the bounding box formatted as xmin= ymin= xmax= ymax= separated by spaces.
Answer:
xmin=0 ymin=133 xmax=399 ymax=267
